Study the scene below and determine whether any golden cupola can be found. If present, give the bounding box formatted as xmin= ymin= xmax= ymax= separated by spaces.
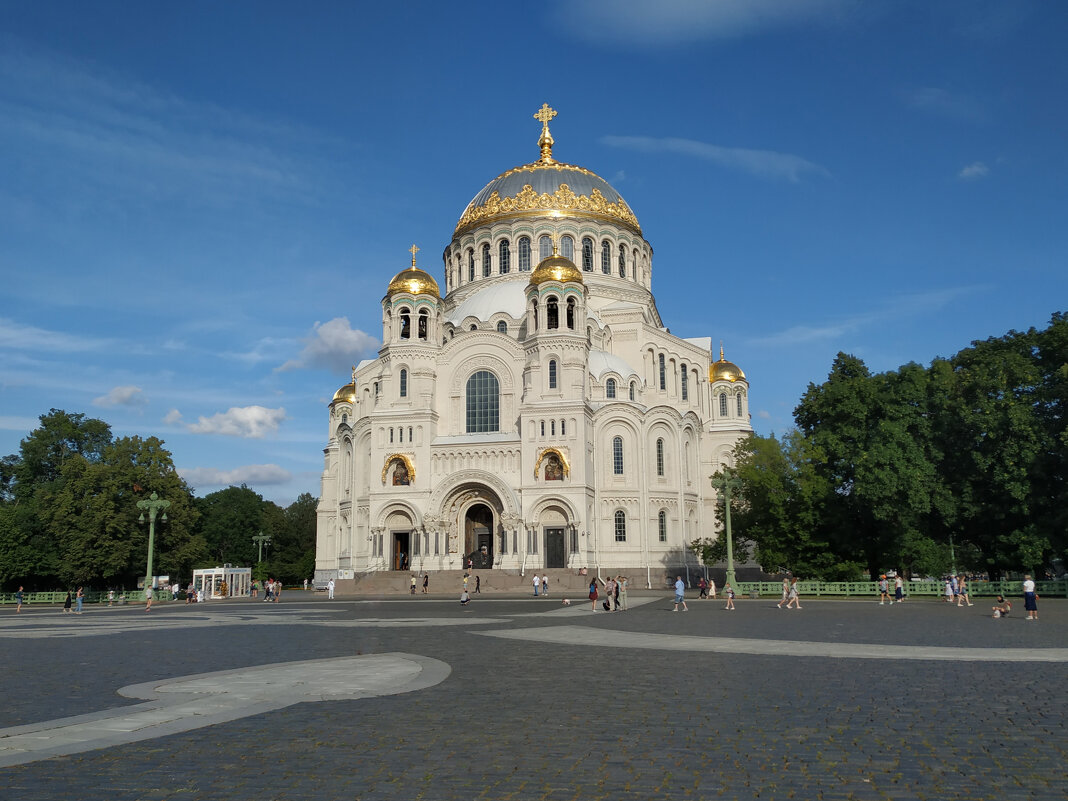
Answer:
xmin=386 ymin=245 xmax=440 ymax=299
xmin=454 ymin=103 xmax=641 ymax=237
xmin=710 ymin=346 xmax=747 ymax=383
xmin=331 ymin=366 xmax=357 ymax=406
xmin=529 ymin=241 xmax=583 ymax=287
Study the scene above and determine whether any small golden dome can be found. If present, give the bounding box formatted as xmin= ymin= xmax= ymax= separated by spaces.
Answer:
xmin=710 ymin=346 xmax=746 ymax=383
xmin=387 ymin=267 xmax=440 ymax=299
xmin=529 ymin=253 xmax=583 ymax=286
xmin=331 ymin=381 xmax=356 ymax=405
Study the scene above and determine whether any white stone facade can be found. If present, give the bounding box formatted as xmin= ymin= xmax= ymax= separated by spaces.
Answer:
xmin=315 ymin=116 xmax=751 ymax=585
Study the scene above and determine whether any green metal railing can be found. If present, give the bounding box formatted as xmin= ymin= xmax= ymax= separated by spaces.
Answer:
xmin=735 ymin=580 xmax=1067 ymax=598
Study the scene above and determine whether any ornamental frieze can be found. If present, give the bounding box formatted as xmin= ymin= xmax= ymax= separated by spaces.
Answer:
xmin=455 ymin=183 xmax=641 ymax=236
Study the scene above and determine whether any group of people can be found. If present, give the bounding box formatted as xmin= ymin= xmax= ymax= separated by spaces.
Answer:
xmin=877 ymin=574 xmax=907 ymax=604
xmin=776 ymin=577 xmax=801 ymax=609
xmin=588 ymin=574 xmax=629 ymax=611
xmin=532 ymin=574 xmax=549 ymax=597
xmin=941 ymin=574 xmax=975 ymax=606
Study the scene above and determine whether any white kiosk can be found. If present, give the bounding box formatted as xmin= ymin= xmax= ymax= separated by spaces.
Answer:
xmin=192 ymin=566 xmax=252 ymax=599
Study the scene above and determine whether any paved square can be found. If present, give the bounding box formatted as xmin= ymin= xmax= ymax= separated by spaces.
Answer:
xmin=1 ymin=594 xmax=1065 ymax=800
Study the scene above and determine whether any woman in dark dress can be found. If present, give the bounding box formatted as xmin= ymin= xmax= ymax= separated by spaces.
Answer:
xmin=589 ymin=578 xmax=598 ymax=611
xmin=63 ymin=590 xmax=73 ymax=613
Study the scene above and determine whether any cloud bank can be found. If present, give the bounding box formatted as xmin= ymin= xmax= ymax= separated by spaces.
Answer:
xmin=187 ymin=406 xmax=286 ymax=438
xmin=179 ymin=463 xmax=293 ymax=488
xmin=277 ymin=317 xmax=379 ymax=373
xmin=93 ymin=385 xmax=147 ymax=408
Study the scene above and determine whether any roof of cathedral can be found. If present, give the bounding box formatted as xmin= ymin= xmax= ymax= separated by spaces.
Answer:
xmin=386 ymin=245 xmax=440 ymax=299
xmin=446 ymin=280 xmax=527 ymax=325
xmin=528 ymin=251 xmax=583 ymax=286
xmin=588 ymin=349 xmax=640 ymax=381
xmin=710 ymin=346 xmax=747 ymax=383
xmin=453 ymin=104 xmax=641 ymax=237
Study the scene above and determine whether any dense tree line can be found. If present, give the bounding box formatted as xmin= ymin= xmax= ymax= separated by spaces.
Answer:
xmin=709 ymin=313 xmax=1067 ymax=581
xmin=0 ymin=410 xmax=317 ymax=590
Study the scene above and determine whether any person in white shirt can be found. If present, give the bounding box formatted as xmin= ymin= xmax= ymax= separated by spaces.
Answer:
xmin=1022 ymin=575 xmax=1039 ymax=620
xmin=532 ymin=574 xmax=540 ymax=597
xmin=327 ymin=578 xmax=335 ymax=600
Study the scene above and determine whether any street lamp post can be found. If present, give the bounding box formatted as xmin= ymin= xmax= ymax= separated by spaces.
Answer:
xmin=137 ymin=492 xmax=171 ymax=590
xmin=252 ymin=531 xmax=271 ymax=563
xmin=711 ymin=469 xmax=743 ymax=589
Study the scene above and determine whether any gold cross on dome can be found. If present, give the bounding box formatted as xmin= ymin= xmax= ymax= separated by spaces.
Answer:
xmin=409 ymin=244 xmax=419 ymax=266
xmin=534 ymin=103 xmax=557 ymax=127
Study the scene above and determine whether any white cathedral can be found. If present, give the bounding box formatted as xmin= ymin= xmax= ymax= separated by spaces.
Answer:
xmin=315 ymin=105 xmax=751 ymax=589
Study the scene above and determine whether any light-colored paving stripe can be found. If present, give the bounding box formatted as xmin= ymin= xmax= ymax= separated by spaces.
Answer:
xmin=475 ymin=624 xmax=1068 ymax=662
xmin=0 ymin=653 xmax=450 ymax=767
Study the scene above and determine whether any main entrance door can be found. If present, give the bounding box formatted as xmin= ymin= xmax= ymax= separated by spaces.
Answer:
xmin=544 ymin=528 xmax=566 ymax=568
xmin=464 ymin=504 xmax=494 ymax=568
xmin=392 ymin=532 xmax=410 ymax=571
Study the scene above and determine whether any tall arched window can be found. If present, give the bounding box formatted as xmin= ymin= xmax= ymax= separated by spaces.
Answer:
xmin=681 ymin=364 xmax=688 ymax=400
xmin=719 ymin=392 xmax=728 ymax=417
xmin=737 ymin=392 xmax=744 ymax=417
xmin=581 ymin=237 xmax=594 ymax=271
xmin=418 ymin=309 xmax=428 ymax=340
xmin=612 ymin=436 xmax=624 ymax=475
xmin=548 ymin=359 xmax=557 ymax=389
xmin=561 ymin=419 xmax=566 ymax=436
xmin=656 ymin=438 xmax=664 ymax=476
xmin=546 ymin=296 xmax=559 ymax=329
xmin=399 ymin=368 xmax=408 ymax=398
xmin=539 ymin=235 xmax=552 ymax=260
xmin=467 ymin=249 xmax=475 ymax=282
xmin=499 ymin=239 xmax=510 ymax=274
xmin=601 ymin=240 xmax=611 ymax=274
xmin=658 ymin=510 xmax=667 ymax=542
xmin=496 ymin=320 xmax=507 ymax=334
xmin=466 ymin=371 xmax=500 ymax=433
xmin=519 ymin=237 xmax=531 ymax=271
xmin=561 ymin=235 xmax=574 ymax=259
xmin=482 ymin=244 xmax=491 ymax=277
xmin=399 ymin=307 xmax=411 ymax=340
xmin=618 ymin=244 xmax=627 ymax=277
xmin=614 ymin=510 xmax=627 ymax=542
xmin=606 ymin=378 xmax=616 ymax=399
xmin=629 ymin=382 xmax=636 ymax=401
xmin=658 ymin=354 xmax=666 ymax=390
xmin=566 ymin=297 xmax=575 ymax=329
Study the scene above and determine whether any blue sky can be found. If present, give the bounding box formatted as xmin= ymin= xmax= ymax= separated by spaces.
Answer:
xmin=2 ymin=1 xmax=1065 ymax=505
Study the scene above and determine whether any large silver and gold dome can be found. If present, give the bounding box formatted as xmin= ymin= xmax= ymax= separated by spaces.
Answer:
xmin=454 ymin=104 xmax=641 ymax=237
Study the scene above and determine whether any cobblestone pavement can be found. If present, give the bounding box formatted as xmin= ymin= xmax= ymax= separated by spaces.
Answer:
xmin=0 ymin=594 xmax=1065 ymax=801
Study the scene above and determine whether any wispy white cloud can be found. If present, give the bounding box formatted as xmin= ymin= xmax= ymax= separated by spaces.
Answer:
xmin=601 ymin=136 xmax=828 ymax=183
xmin=179 ymin=463 xmax=293 ymax=488
xmin=162 ymin=409 xmax=183 ymax=425
xmin=0 ymin=317 xmax=115 ymax=352
xmin=187 ymin=406 xmax=286 ymax=438
xmin=556 ymin=0 xmax=850 ymax=46
xmin=958 ymin=161 xmax=989 ymax=180
xmin=93 ymin=385 xmax=147 ymax=408
xmin=753 ymin=287 xmax=984 ymax=347
xmin=277 ymin=317 xmax=379 ymax=373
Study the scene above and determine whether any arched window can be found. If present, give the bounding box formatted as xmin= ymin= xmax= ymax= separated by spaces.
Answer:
xmin=399 ymin=368 xmax=408 ymax=398
xmin=601 ymin=240 xmax=611 ymax=274
xmin=614 ymin=509 xmax=627 ymax=542
xmin=548 ymin=359 xmax=557 ymax=389
xmin=340 ymin=413 xmax=347 ymax=424
xmin=561 ymin=235 xmax=574 ymax=259
xmin=398 ymin=427 xmax=403 ymax=443
xmin=629 ymin=382 xmax=636 ymax=401
xmin=658 ymin=354 xmax=666 ymax=390
xmin=399 ymin=307 xmax=411 ymax=340
xmin=539 ymin=235 xmax=552 ymax=260
xmin=581 ymin=237 xmax=594 ymax=271
xmin=658 ymin=510 xmax=667 ymax=542
xmin=606 ymin=378 xmax=616 ymax=399
xmin=499 ymin=239 xmax=510 ymax=274
xmin=418 ymin=309 xmax=428 ymax=340
xmin=496 ymin=320 xmax=507 ymax=334
xmin=532 ymin=300 xmax=538 ymax=331
xmin=467 ymin=249 xmax=475 ymax=282
xmin=618 ymin=244 xmax=627 ymax=277
xmin=540 ymin=421 xmax=545 ymax=437
xmin=550 ymin=420 xmax=556 ymax=435
xmin=519 ymin=236 xmax=531 ymax=271
xmin=466 ymin=370 xmax=500 ymax=433
xmin=681 ymin=364 xmax=688 ymax=401
xmin=719 ymin=392 xmax=728 ymax=417
xmin=737 ymin=392 xmax=744 ymax=417
xmin=656 ymin=438 xmax=664 ymax=476
xmin=482 ymin=243 xmax=491 ymax=277
xmin=546 ymin=296 xmax=559 ymax=329
xmin=561 ymin=419 xmax=566 ymax=436
xmin=566 ymin=297 xmax=575 ymax=329
xmin=612 ymin=436 xmax=624 ymax=475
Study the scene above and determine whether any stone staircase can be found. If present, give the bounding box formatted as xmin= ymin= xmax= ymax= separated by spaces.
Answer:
xmin=347 ymin=568 xmax=599 ymax=597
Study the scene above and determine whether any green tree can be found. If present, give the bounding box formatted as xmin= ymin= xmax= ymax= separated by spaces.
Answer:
xmin=195 ymin=485 xmax=266 ymax=567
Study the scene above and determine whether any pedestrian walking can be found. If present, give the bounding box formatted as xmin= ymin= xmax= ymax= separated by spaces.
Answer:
xmin=957 ymin=576 xmax=973 ymax=607
xmin=63 ymin=589 xmax=72 ymax=613
xmin=723 ymin=582 xmax=735 ymax=610
xmin=410 ymin=574 xmax=417 ymax=595
xmin=144 ymin=585 xmax=153 ymax=611
xmin=533 ymin=574 xmax=540 ymax=597
xmin=672 ymin=575 xmax=688 ymax=612
xmin=327 ymin=578 xmax=335 ymax=599
xmin=541 ymin=575 xmax=548 ymax=597
xmin=698 ymin=576 xmax=708 ymax=599
xmin=943 ymin=578 xmax=954 ymax=603
xmin=15 ymin=586 xmax=24 ymax=613
xmin=463 ymin=573 xmax=469 ymax=592
xmin=1023 ymin=574 xmax=1039 ymax=621
xmin=108 ymin=588 xmax=115 ymax=606
xmin=707 ymin=577 xmax=717 ymax=600
xmin=785 ymin=578 xmax=802 ymax=609
xmin=422 ymin=573 xmax=429 ymax=594
xmin=878 ymin=575 xmax=890 ymax=605
xmin=75 ymin=586 xmax=84 ymax=614
xmin=894 ymin=574 xmax=905 ymax=603
xmin=618 ymin=575 xmax=629 ymax=610
xmin=777 ymin=576 xmax=790 ymax=608
xmin=588 ymin=578 xmax=598 ymax=611
xmin=603 ymin=577 xmax=616 ymax=611
xmin=475 ymin=575 xmax=481 ymax=594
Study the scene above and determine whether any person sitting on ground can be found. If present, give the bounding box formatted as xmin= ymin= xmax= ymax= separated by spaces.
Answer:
xmin=991 ymin=595 xmax=1012 ymax=618
xmin=459 ymin=589 xmax=471 ymax=606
